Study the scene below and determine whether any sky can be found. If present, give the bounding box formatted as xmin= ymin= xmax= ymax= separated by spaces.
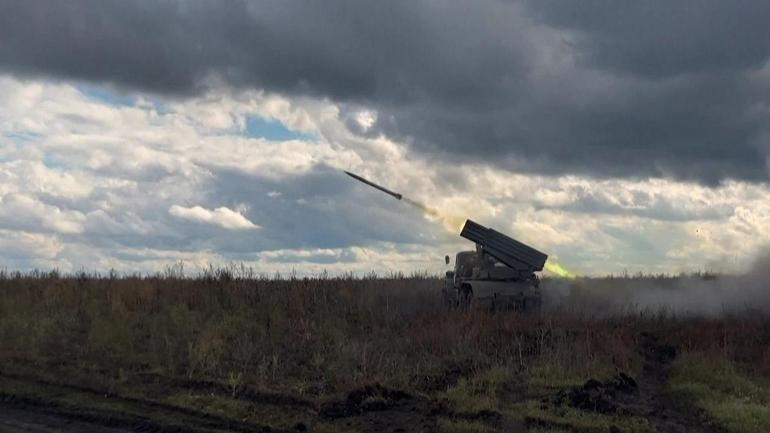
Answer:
xmin=0 ymin=0 xmax=769 ymax=276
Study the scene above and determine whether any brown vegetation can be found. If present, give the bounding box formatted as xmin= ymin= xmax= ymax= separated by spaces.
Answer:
xmin=0 ymin=269 xmax=768 ymax=432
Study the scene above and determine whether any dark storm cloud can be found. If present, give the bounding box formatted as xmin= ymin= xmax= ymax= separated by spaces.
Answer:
xmin=526 ymin=1 xmax=770 ymax=78
xmin=1 ymin=0 xmax=769 ymax=184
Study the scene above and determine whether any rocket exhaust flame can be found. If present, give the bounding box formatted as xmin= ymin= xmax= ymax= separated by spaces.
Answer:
xmin=545 ymin=261 xmax=575 ymax=279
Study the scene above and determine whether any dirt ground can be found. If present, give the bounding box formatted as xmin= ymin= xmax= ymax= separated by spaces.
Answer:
xmin=0 ymin=408 xmax=131 ymax=433
xmin=546 ymin=332 xmax=726 ymax=433
xmin=636 ymin=333 xmax=725 ymax=433
xmin=0 ymin=332 xmax=734 ymax=433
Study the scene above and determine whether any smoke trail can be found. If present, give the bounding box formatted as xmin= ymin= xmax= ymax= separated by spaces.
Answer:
xmin=402 ymin=197 xmax=466 ymax=233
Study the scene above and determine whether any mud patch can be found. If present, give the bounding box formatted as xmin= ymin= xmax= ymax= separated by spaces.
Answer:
xmin=551 ymin=373 xmax=638 ymax=414
xmin=542 ymin=332 xmax=726 ymax=433
xmin=454 ymin=408 xmax=503 ymax=423
xmin=535 ymin=332 xmax=729 ymax=433
xmin=0 ymin=406 xmax=135 ymax=433
xmin=637 ymin=332 xmax=725 ymax=433
xmin=320 ymin=384 xmax=412 ymax=419
xmin=415 ymin=362 xmax=475 ymax=393
xmin=638 ymin=332 xmax=677 ymax=385
xmin=0 ymin=377 xmax=285 ymax=433
xmin=320 ymin=384 xmax=440 ymax=433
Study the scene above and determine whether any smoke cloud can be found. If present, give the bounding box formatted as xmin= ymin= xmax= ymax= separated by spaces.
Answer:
xmin=543 ymin=250 xmax=770 ymax=316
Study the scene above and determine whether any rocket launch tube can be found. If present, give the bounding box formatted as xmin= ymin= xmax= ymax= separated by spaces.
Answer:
xmin=344 ymin=171 xmax=403 ymax=200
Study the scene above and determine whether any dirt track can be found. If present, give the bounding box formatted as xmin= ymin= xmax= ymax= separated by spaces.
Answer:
xmin=0 ymin=407 xmax=133 ymax=433
xmin=0 ymin=331 xmax=729 ymax=433
xmin=546 ymin=332 xmax=726 ymax=433
xmin=637 ymin=333 xmax=725 ymax=433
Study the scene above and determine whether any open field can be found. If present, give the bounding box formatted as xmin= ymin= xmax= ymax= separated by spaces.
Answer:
xmin=1 ymin=270 xmax=769 ymax=432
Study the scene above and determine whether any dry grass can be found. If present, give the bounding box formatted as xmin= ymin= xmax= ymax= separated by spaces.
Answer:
xmin=0 ymin=268 xmax=767 ymax=405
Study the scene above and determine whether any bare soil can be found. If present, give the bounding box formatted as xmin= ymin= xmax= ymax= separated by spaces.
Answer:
xmin=0 ymin=407 xmax=133 ymax=433
xmin=0 ymin=332 xmax=733 ymax=433
xmin=636 ymin=332 xmax=725 ymax=433
xmin=542 ymin=332 xmax=727 ymax=433
xmin=0 ymin=376 xmax=282 ymax=433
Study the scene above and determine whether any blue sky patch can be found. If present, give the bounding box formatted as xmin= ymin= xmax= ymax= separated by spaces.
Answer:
xmin=244 ymin=115 xmax=315 ymax=141
xmin=77 ymin=83 xmax=136 ymax=107
xmin=4 ymin=131 xmax=42 ymax=142
xmin=42 ymin=153 xmax=66 ymax=169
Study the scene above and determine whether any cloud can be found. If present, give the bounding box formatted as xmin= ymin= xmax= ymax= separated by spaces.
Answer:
xmin=0 ymin=230 xmax=61 ymax=260
xmin=1 ymin=75 xmax=770 ymax=276
xmin=0 ymin=193 xmax=86 ymax=234
xmin=1 ymin=1 xmax=769 ymax=184
xmin=526 ymin=1 xmax=770 ymax=77
xmin=169 ymin=205 xmax=260 ymax=230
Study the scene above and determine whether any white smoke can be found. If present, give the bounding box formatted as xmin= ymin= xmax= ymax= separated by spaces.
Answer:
xmin=543 ymin=250 xmax=770 ymax=316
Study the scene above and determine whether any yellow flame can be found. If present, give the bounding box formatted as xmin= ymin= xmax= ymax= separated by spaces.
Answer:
xmin=544 ymin=261 xmax=576 ymax=279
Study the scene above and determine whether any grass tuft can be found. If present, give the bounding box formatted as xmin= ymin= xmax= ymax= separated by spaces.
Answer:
xmin=438 ymin=418 xmax=496 ymax=433
xmin=671 ymin=352 xmax=770 ymax=433
xmin=510 ymin=400 xmax=653 ymax=433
